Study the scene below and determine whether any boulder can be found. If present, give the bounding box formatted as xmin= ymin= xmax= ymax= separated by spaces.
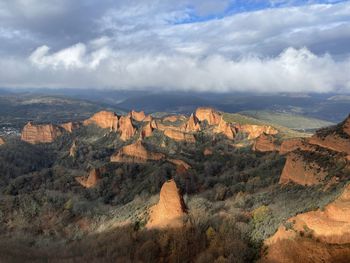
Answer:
xmin=110 ymin=141 xmax=164 ymax=163
xmin=83 ymin=111 xmax=118 ymax=131
xmin=195 ymin=107 xmax=221 ymax=126
xmin=118 ymin=115 xmax=136 ymax=141
xmin=146 ymin=179 xmax=187 ymax=229
xmin=21 ymin=122 xmax=63 ymax=144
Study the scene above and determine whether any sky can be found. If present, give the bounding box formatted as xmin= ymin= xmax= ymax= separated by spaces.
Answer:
xmin=0 ymin=0 xmax=350 ymax=93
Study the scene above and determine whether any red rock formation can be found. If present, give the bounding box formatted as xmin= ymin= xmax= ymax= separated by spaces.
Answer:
xmin=118 ymin=115 xmax=136 ymax=141
xmin=252 ymin=133 xmax=278 ymax=152
xmin=110 ymin=141 xmax=164 ymax=163
xmin=143 ymin=115 xmax=152 ymax=122
xmin=204 ymin=148 xmax=213 ymax=156
xmin=21 ymin=122 xmax=63 ymax=144
xmin=279 ymin=138 xmax=307 ymax=155
xmin=147 ymin=179 xmax=187 ymax=229
xmin=130 ymin=110 xmax=146 ymax=122
xmin=163 ymin=115 xmax=186 ymax=123
xmin=182 ymin=114 xmax=201 ymax=133
xmin=279 ymin=152 xmax=326 ymax=186
xmin=69 ymin=140 xmax=77 ymax=158
xmin=164 ymin=129 xmax=196 ymax=143
xmin=261 ymin=184 xmax=350 ymax=263
xmin=60 ymin=122 xmax=79 ymax=133
xmin=214 ymin=117 xmax=236 ymax=139
xmin=195 ymin=107 xmax=221 ymax=126
xmin=239 ymin=124 xmax=278 ymax=140
xmin=0 ymin=137 xmax=4 ymax=146
xmin=168 ymin=159 xmax=191 ymax=175
xmin=141 ymin=120 xmax=154 ymax=139
xmin=76 ymin=168 xmax=102 ymax=188
xmin=83 ymin=111 xmax=118 ymax=131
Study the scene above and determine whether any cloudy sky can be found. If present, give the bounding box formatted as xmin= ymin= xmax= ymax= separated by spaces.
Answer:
xmin=1 ymin=0 xmax=350 ymax=93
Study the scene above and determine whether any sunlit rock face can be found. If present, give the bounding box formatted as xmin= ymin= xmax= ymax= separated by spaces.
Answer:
xmin=308 ymin=115 xmax=350 ymax=155
xmin=130 ymin=110 xmax=146 ymax=122
xmin=252 ymin=133 xmax=278 ymax=152
xmin=238 ymin=124 xmax=278 ymax=140
xmin=110 ymin=141 xmax=164 ymax=163
xmin=60 ymin=122 xmax=79 ymax=133
xmin=261 ymin=184 xmax=350 ymax=263
xmin=214 ymin=117 xmax=236 ymax=139
xmin=182 ymin=114 xmax=201 ymax=133
xmin=194 ymin=107 xmax=221 ymax=126
xmin=163 ymin=115 xmax=186 ymax=123
xmin=69 ymin=140 xmax=77 ymax=158
xmin=279 ymin=138 xmax=308 ymax=155
xmin=76 ymin=168 xmax=102 ymax=188
xmin=146 ymin=179 xmax=187 ymax=229
xmin=279 ymin=151 xmax=327 ymax=186
xmin=141 ymin=119 xmax=154 ymax=139
xmin=21 ymin=122 xmax=63 ymax=144
xmin=163 ymin=129 xmax=196 ymax=143
xmin=168 ymin=159 xmax=191 ymax=175
xmin=83 ymin=111 xmax=118 ymax=131
xmin=0 ymin=137 xmax=4 ymax=146
xmin=118 ymin=115 xmax=136 ymax=141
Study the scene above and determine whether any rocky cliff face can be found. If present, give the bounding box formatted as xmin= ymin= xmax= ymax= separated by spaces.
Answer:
xmin=118 ymin=115 xmax=136 ymax=141
xmin=21 ymin=122 xmax=63 ymax=144
xmin=261 ymin=184 xmax=350 ymax=263
xmin=69 ymin=140 xmax=77 ymax=158
xmin=252 ymin=133 xmax=278 ymax=152
xmin=164 ymin=129 xmax=196 ymax=143
xmin=130 ymin=110 xmax=146 ymax=122
xmin=83 ymin=111 xmax=118 ymax=131
xmin=182 ymin=114 xmax=201 ymax=133
xmin=239 ymin=124 xmax=278 ymax=140
xmin=76 ymin=168 xmax=102 ymax=188
xmin=0 ymin=137 xmax=4 ymax=146
xmin=110 ymin=141 xmax=164 ymax=163
xmin=147 ymin=179 xmax=187 ymax=229
xmin=60 ymin=122 xmax=79 ymax=133
xmin=194 ymin=107 xmax=221 ymax=126
xmin=214 ymin=117 xmax=236 ymax=139
xmin=141 ymin=120 xmax=154 ymax=139
xmin=163 ymin=115 xmax=186 ymax=123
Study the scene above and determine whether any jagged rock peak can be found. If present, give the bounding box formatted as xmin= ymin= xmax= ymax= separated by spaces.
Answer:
xmin=194 ymin=107 xmax=221 ymax=126
xmin=118 ymin=115 xmax=136 ymax=141
xmin=130 ymin=110 xmax=146 ymax=122
xmin=146 ymin=179 xmax=187 ymax=229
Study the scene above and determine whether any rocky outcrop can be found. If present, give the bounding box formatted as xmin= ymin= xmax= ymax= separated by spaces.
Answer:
xmin=164 ymin=129 xmax=196 ymax=143
xmin=69 ymin=140 xmax=77 ymax=158
xmin=0 ymin=137 xmax=4 ymax=146
xmin=83 ymin=111 xmax=118 ymax=131
xmin=238 ymin=124 xmax=278 ymax=140
xmin=261 ymin=184 xmax=350 ymax=263
xmin=279 ymin=151 xmax=327 ymax=186
xmin=182 ymin=114 xmax=201 ymax=133
xmin=141 ymin=120 xmax=154 ymax=139
xmin=76 ymin=168 xmax=102 ymax=188
xmin=147 ymin=179 xmax=187 ymax=229
xmin=214 ymin=117 xmax=236 ymax=139
xmin=252 ymin=133 xmax=278 ymax=152
xmin=279 ymin=138 xmax=308 ymax=155
xmin=110 ymin=141 xmax=164 ymax=163
xmin=60 ymin=122 xmax=79 ymax=133
xmin=130 ymin=110 xmax=146 ymax=122
xmin=195 ymin=107 xmax=221 ymax=126
xmin=118 ymin=115 xmax=136 ymax=141
xmin=163 ymin=115 xmax=186 ymax=123
xmin=168 ymin=159 xmax=191 ymax=175
xmin=21 ymin=122 xmax=63 ymax=144
xmin=204 ymin=148 xmax=213 ymax=156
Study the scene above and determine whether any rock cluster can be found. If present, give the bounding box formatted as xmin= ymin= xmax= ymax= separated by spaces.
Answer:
xmin=146 ymin=179 xmax=187 ymax=229
xmin=21 ymin=122 xmax=63 ymax=144
xmin=110 ymin=141 xmax=164 ymax=163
